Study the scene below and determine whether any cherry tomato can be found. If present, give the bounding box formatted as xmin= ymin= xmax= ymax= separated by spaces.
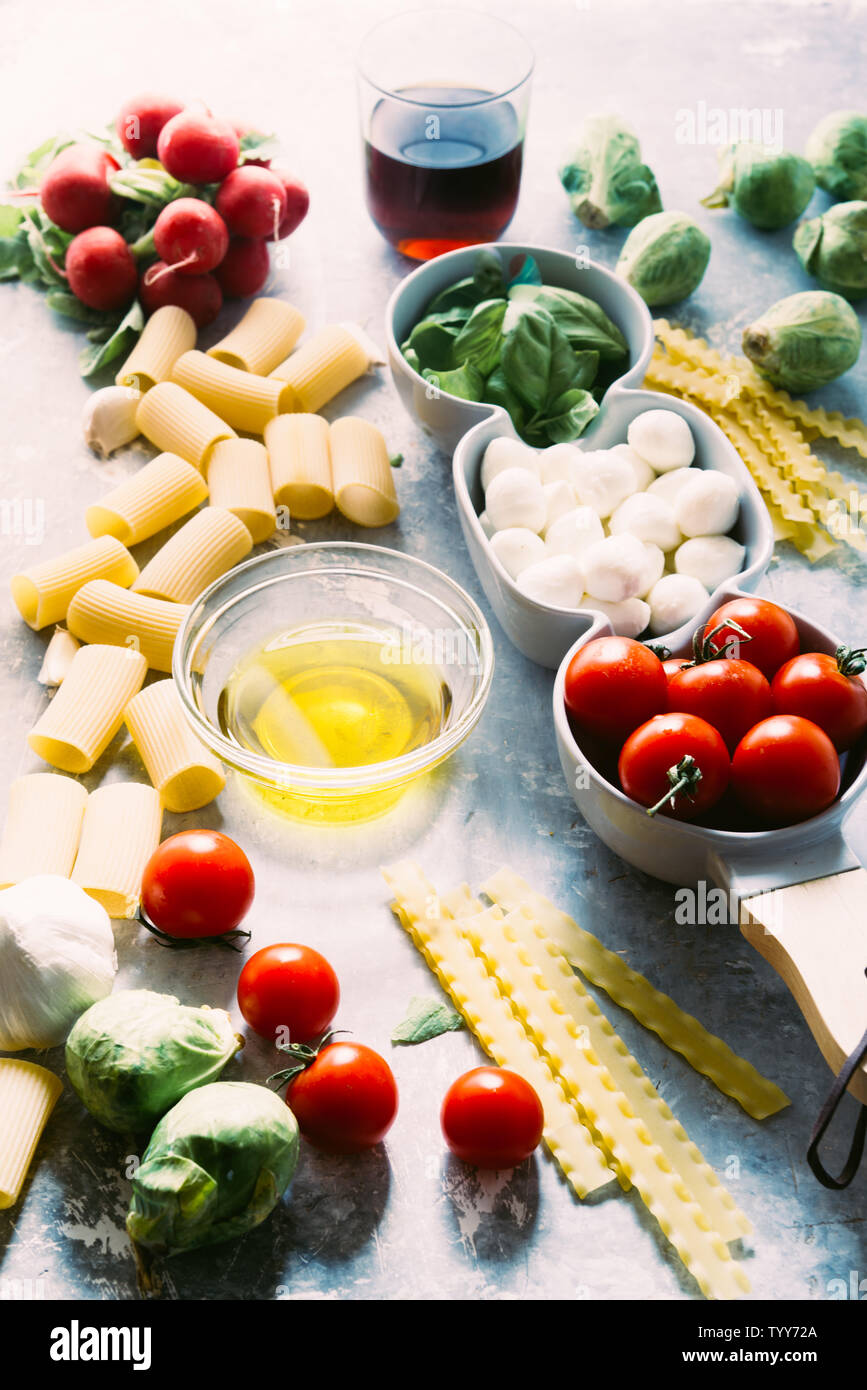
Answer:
xmin=731 ymin=715 xmax=841 ymax=825
xmin=667 ymin=657 xmax=772 ymax=752
xmin=771 ymin=649 xmax=867 ymax=752
xmin=238 ymin=943 xmax=339 ymax=1043
xmin=441 ymin=1068 xmax=544 ymax=1169
xmin=564 ymin=637 xmax=667 ymax=742
xmin=662 ymin=657 xmax=690 ymax=683
xmin=141 ymin=830 xmax=254 ymax=937
xmin=705 ymin=597 xmax=799 ymax=680
xmin=287 ymin=1042 xmax=398 ymax=1154
xmin=618 ymin=712 xmax=730 ymax=820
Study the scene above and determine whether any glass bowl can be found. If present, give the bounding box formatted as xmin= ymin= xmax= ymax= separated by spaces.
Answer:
xmin=173 ymin=542 xmax=494 ymax=822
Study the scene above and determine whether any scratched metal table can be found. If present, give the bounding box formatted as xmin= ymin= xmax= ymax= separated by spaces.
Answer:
xmin=0 ymin=0 xmax=865 ymax=1303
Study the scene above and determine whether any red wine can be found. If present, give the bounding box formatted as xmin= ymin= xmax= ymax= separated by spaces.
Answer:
xmin=365 ymin=86 xmax=523 ymax=259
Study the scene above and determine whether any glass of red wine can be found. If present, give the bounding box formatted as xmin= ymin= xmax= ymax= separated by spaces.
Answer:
xmin=358 ymin=10 xmax=533 ymax=260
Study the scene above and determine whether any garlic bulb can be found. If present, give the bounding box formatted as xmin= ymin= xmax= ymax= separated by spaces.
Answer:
xmin=82 ymin=385 xmax=142 ymax=458
xmin=0 ymin=876 xmax=117 ymax=1050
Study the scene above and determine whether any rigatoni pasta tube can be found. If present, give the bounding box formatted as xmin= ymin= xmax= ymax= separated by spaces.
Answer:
xmin=132 ymin=507 xmax=253 ymax=604
xmin=71 ymin=782 xmax=162 ymax=918
xmin=11 ymin=536 xmax=139 ymax=631
xmin=0 ymin=774 xmax=88 ymax=887
xmin=125 ymin=680 xmax=226 ymax=812
xmin=28 ymin=644 xmax=147 ymax=774
xmin=66 ymin=581 xmax=188 ymax=674
xmin=269 ymin=325 xmax=370 ymax=412
xmin=115 ymin=306 xmax=197 ymax=391
xmin=86 ymin=452 xmax=208 ymax=546
xmin=0 ymin=1060 xmax=63 ymax=1209
xmin=330 ymin=417 xmax=400 ymax=528
xmin=206 ymin=439 xmax=276 ymax=543
xmin=171 ymin=351 xmax=292 ymax=434
xmin=265 ymin=414 xmax=333 ymax=519
xmin=208 ymin=298 xmax=305 ymax=375
xmin=135 ymin=382 xmax=236 ymax=471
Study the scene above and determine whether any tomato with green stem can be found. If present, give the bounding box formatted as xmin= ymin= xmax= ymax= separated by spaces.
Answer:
xmin=273 ymin=1040 xmax=398 ymax=1154
xmin=238 ymin=943 xmax=339 ymax=1043
xmin=705 ymin=597 xmax=799 ymax=680
xmin=770 ymin=646 xmax=867 ymax=752
xmin=618 ymin=712 xmax=730 ymax=819
xmin=667 ymin=619 xmax=772 ymax=752
xmin=731 ymin=715 xmax=841 ymax=825
xmin=141 ymin=830 xmax=254 ymax=939
xmin=441 ymin=1068 xmax=544 ymax=1169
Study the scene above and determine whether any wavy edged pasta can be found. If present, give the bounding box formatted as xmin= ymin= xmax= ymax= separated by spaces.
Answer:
xmin=171 ymin=350 xmax=292 ymax=434
xmin=330 ymin=417 xmax=400 ymax=527
xmin=115 ymin=306 xmax=197 ymax=391
xmin=66 ymin=581 xmax=188 ymax=673
xmin=0 ymin=773 xmax=88 ymax=887
xmin=125 ymin=679 xmax=225 ymax=812
xmin=265 ymin=413 xmax=333 ymax=519
xmin=132 ymin=506 xmax=253 ymax=604
xmin=28 ymin=644 xmax=146 ymax=774
xmin=269 ymin=325 xmax=370 ymax=412
xmin=71 ymin=782 xmax=162 ymax=918
xmin=11 ymin=536 xmax=138 ymax=631
xmin=206 ymin=438 xmax=276 ymax=543
xmin=86 ymin=452 xmax=208 ymax=546
xmin=135 ymin=381 xmax=236 ymax=471
xmin=208 ymin=298 xmax=305 ymax=374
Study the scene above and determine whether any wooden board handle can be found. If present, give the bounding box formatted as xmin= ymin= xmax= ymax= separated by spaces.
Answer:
xmin=741 ymin=868 xmax=867 ymax=1104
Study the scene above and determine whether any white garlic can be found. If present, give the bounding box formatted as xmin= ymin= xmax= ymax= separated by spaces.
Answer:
xmin=37 ymin=628 xmax=81 ymax=686
xmin=627 ymin=409 xmax=695 ymax=471
xmin=490 ymin=528 xmax=547 ymax=580
xmin=82 ymin=386 xmax=142 ymax=458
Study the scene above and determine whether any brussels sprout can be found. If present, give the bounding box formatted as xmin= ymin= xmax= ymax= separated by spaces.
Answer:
xmin=66 ymin=989 xmax=242 ymax=1134
xmin=126 ymin=1082 xmax=298 ymax=1259
xmin=794 ymin=201 xmax=867 ymax=301
xmin=559 ymin=115 xmax=662 ymax=229
xmin=806 ymin=111 xmax=867 ymax=201
xmin=702 ymin=142 xmax=815 ymax=229
xmin=616 ymin=210 xmax=711 ymax=306
xmin=742 ymin=291 xmax=862 ymax=393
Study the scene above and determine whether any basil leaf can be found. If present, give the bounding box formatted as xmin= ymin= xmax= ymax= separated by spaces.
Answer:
xmin=453 ymin=298 xmax=507 ymax=375
xmin=511 ymin=285 xmax=629 ymax=363
xmin=472 ymin=248 xmax=506 ymax=300
xmin=501 ymin=306 xmax=582 ymax=413
xmin=79 ymin=299 xmax=144 ymax=377
xmin=406 ymin=318 xmax=459 ymax=371
xmin=422 ymin=362 xmax=485 ymax=401
xmin=507 ymin=253 xmax=543 ymax=288
xmin=484 ymin=366 xmax=527 ymax=437
xmin=402 ymin=346 xmax=421 ymax=373
xmin=392 ymin=995 xmax=464 ymax=1045
xmin=567 ymin=349 xmax=601 ymax=390
xmin=425 ymin=276 xmax=484 ymax=314
xmin=537 ymin=387 xmax=600 ymax=443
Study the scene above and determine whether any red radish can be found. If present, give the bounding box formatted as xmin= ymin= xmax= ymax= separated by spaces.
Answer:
xmin=265 ymin=168 xmax=309 ymax=240
xmin=214 ymin=236 xmax=269 ymax=297
xmin=157 ymin=110 xmax=240 ymax=184
xmin=152 ymin=198 xmax=229 ymax=276
xmin=139 ymin=263 xmax=222 ymax=326
xmin=116 ymin=93 xmax=184 ymax=159
xmin=65 ymin=227 xmax=137 ymax=310
xmin=216 ymin=166 xmax=287 ymax=239
xmin=40 ymin=144 xmax=119 ymax=233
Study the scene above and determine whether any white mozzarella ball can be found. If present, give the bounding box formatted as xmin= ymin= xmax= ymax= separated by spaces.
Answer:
xmin=539 ymin=443 xmax=582 ymax=485
xmin=648 ymin=573 xmax=708 ymax=636
xmin=608 ymin=443 xmax=655 ymax=493
xmin=581 ymin=533 xmax=649 ymax=602
xmin=627 ymin=410 xmax=695 ymax=471
xmin=674 ymin=535 xmax=746 ymax=590
xmin=516 ymin=555 xmax=585 ymax=609
xmin=609 ymin=492 xmax=682 ymax=551
xmin=544 ymin=506 xmax=605 ymax=561
xmin=485 ymin=467 xmax=547 ymax=533
xmin=647 ymin=468 xmax=698 ymax=505
xmin=636 ymin=543 xmax=665 ymax=597
xmin=489 ymin=527 xmax=547 ymax=580
xmin=582 ymin=596 xmax=652 ymax=639
xmin=542 ymin=480 xmax=579 ymax=534
xmin=571 ymin=450 xmax=637 ymax=518
xmin=481 ymin=436 xmax=540 ymax=492
xmin=478 ymin=510 xmax=495 ymax=539
xmin=675 ymin=471 xmax=740 ymax=537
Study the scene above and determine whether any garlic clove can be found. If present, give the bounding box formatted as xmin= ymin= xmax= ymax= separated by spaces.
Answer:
xmin=82 ymin=386 xmax=143 ymax=458
xmin=37 ymin=628 xmax=81 ymax=686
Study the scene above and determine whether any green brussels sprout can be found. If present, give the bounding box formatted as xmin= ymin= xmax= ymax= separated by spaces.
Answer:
xmin=742 ymin=291 xmax=862 ymax=393
xmin=794 ymin=201 xmax=867 ymax=301
xmin=126 ymin=1082 xmax=299 ymax=1259
xmin=616 ymin=210 xmax=711 ymax=306
xmin=66 ymin=989 xmax=242 ymax=1134
xmin=559 ymin=115 xmax=662 ymax=229
xmin=806 ymin=111 xmax=867 ymax=201
xmin=702 ymin=142 xmax=815 ymax=229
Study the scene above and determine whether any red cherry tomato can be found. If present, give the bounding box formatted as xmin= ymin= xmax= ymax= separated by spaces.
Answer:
xmin=771 ymin=649 xmax=867 ymax=752
xmin=237 ymin=943 xmax=339 ymax=1043
xmin=564 ymin=637 xmax=667 ymax=742
xmin=441 ymin=1068 xmax=544 ymax=1169
xmin=731 ymin=715 xmax=841 ymax=825
xmin=662 ymin=657 xmax=690 ymax=683
xmin=667 ymin=657 xmax=772 ymax=753
xmin=618 ymin=712 xmax=730 ymax=820
xmin=287 ymin=1042 xmax=398 ymax=1154
xmin=705 ymin=598 xmax=800 ymax=680
xmin=141 ymin=830 xmax=254 ymax=937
